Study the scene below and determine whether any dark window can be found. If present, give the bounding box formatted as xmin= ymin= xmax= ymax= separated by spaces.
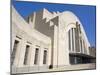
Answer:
xmin=76 ymin=57 xmax=82 ymax=64
xmin=83 ymin=40 xmax=87 ymax=54
xmin=11 ymin=40 xmax=19 ymax=65
xmin=80 ymin=38 xmax=83 ymax=53
xmin=70 ymin=55 xmax=76 ymax=64
xmin=72 ymin=28 xmax=75 ymax=51
xmin=27 ymin=16 xmax=30 ymax=23
xmin=69 ymin=55 xmax=82 ymax=64
xmin=75 ymin=28 xmax=79 ymax=52
xmin=34 ymin=48 xmax=39 ymax=65
xmin=78 ymin=24 xmax=81 ymax=33
xmin=43 ymin=50 xmax=47 ymax=64
xmin=23 ymin=45 xmax=30 ymax=65
xmin=68 ymin=30 xmax=71 ymax=51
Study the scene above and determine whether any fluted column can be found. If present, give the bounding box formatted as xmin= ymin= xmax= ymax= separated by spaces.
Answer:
xmin=75 ymin=22 xmax=80 ymax=52
xmin=70 ymin=28 xmax=73 ymax=52
xmin=29 ymin=43 xmax=35 ymax=66
xmin=14 ymin=38 xmax=26 ymax=67
xmin=73 ymin=28 xmax=76 ymax=52
xmin=52 ymin=25 xmax=58 ymax=67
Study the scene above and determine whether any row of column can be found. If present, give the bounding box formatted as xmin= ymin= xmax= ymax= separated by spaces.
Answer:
xmin=68 ymin=27 xmax=87 ymax=54
xmin=11 ymin=37 xmax=49 ymax=67
xmin=68 ymin=28 xmax=76 ymax=52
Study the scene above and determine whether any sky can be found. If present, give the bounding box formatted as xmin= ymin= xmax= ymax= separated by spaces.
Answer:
xmin=12 ymin=0 xmax=96 ymax=47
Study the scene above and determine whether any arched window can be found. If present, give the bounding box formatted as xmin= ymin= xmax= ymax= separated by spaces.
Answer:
xmin=68 ymin=28 xmax=76 ymax=52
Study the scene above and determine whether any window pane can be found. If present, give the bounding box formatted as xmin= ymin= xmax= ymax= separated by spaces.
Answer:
xmin=34 ymin=48 xmax=39 ymax=65
xmin=72 ymin=28 xmax=74 ymax=51
xmin=43 ymin=50 xmax=47 ymax=64
xmin=70 ymin=55 xmax=75 ymax=64
xmin=23 ymin=45 xmax=30 ymax=65
xmin=68 ymin=30 xmax=71 ymax=51
xmin=80 ymin=38 xmax=83 ymax=53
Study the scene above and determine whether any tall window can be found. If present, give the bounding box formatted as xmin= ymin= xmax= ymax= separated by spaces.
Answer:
xmin=68 ymin=28 xmax=75 ymax=52
xmin=83 ymin=40 xmax=87 ymax=54
xmin=75 ymin=26 xmax=80 ymax=52
xmin=69 ymin=55 xmax=82 ymax=64
xmin=43 ymin=50 xmax=47 ymax=64
xmin=72 ymin=28 xmax=75 ymax=51
xmin=73 ymin=28 xmax=76 ymax=52
xmin=80 ymin=38 xmax=83 ymax=53
xmin=34 ymin=48 xmax=39 ymax=65
xmin=11 ymin=40 xmax=19 ymax=65
xmin=68 ymin=30 xmax=71 ymax=51
xmin=23 ymin=45 xmax=30 ymax=65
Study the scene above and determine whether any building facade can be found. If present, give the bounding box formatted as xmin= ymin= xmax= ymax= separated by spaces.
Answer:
xmin=11 ymin=6 xmax=96 ymax=74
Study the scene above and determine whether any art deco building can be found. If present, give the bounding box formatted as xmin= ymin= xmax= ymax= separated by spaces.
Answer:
xmin=11 ymin=6 xmax=96 ymax=74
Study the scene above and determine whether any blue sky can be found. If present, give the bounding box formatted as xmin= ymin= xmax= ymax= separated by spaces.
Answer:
xmin=12 ymin=1 xmax=96 ymax=47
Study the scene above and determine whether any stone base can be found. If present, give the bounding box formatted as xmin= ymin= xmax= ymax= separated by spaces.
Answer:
xmin=11 ymin=63 xmax=96 ymax=74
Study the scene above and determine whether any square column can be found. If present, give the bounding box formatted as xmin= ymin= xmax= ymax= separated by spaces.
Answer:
xmin=47 ymin=43 xmax=52 ymax=66
xmin=12 ymin=38 xmax=25 ymax=67
xmin=52 ymin=25 xmax=58 ymax=67
xmin=29 ymin=43 xmax=35 ymax=66
xmin=70 ymin=28 xmax=73 ymax=52
xmin=58 ymin=25 xmax=70 ymax=66
xmin=16 ymin=39 xmax=27 ymax=67
xmin=73 ymin=28 xmax=76 ymax=52
xmin=38 ymin=42 xmax=44 ymax=66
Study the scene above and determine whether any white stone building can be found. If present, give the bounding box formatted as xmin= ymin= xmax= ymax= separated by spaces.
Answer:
xmin=11 ymin=6 xmax=96 ymax=74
